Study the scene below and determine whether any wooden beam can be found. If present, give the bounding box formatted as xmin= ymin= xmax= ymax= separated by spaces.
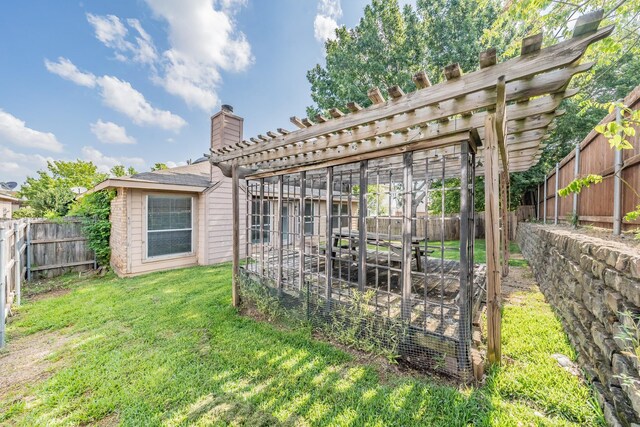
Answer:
xmin=329 ymin=108 xmax=345 ymax=118
xmin=480 ymin=48 xmax=497 ymax=68
xmin=277 ymin=128 xmax=290 ymax=135
xmin=368 ymin=87 xmax=385 ymax=104
xmin=290 ymin=116 xmax=306 ymax=129
xmin=315 ymin=114 xmax=329 ymax=123
xmin=495 ymin=75 xmax=509 ymax=174
xmin=388 ymin=85 xmax=405 ymax=100
xmin=484 ymin=113 xmax=501 ymax=365
xmin=573 ymin=9 xmax=604 ymax=38
xmin=266 ymin=131 xmax=279 ymax=138
xmin=231 ymin=163 xmax=240 ymax=307
xmin=444 ymin=63 xmax=462 ymax=80
xmin=412 ymin=71 xmax=431 ymax=88
xmin=217 ymin=57 xmax=595 ymax=165
xmin=346 ymin=102 xmax=362 ymax=112
xmin=302 ymin=118 xmax=315 ymax=127
xmin=521 ymin=33 xmax=543 ymax=55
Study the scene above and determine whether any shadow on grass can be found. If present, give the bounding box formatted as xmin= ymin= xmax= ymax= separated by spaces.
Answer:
xmin=1 ymin=264 xmax=601 ymax=426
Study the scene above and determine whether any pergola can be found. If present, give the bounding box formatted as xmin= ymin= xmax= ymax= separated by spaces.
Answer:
xmin=210 ymin=11 xmax=612 ymax=376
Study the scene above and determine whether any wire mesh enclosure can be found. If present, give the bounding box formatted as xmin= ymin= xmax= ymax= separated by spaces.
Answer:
xmin=241 ymin=142 xmax=485 ymax=379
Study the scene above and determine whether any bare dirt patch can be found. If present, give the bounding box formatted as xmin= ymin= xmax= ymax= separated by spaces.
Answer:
xmin=502 ymin=265 xmax=537 ymax=304
xmin=0 ymin=330 xmax=70 ymax=401
xmin=27 ymin=288 xmax=71 ymax=302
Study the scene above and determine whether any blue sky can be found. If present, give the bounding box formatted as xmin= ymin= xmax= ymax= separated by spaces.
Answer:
xmin=0 ymin=0 xmax=379 ymax=186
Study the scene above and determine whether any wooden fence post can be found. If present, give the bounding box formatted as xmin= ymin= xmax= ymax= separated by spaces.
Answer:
xmin=0 ymin=225 xmax=6 ymax=348
xmin=554 ymin=163 xmax=559 ymax=225
xmin=573 ymin=143 xmax=580 ymax=223
xmin=484 ymin=113 xmax=501 ymax=365
xmin=13 ymin=222 xmax=20 ymax=306
xmin=613 ymin=104 xmax=623 ymax=235
xmin=26 ymin=221 xmax=31 ymax=282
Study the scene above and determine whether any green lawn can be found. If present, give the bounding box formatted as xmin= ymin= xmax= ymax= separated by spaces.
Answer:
xmin=441 ymin=239 xmax=529 ymax=268
xmin=1 ymin=265 xmax=602 ymax=426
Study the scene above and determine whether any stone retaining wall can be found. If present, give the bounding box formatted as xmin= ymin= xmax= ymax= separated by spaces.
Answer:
xmin=517 ymin=223 xmax=640 ymax=427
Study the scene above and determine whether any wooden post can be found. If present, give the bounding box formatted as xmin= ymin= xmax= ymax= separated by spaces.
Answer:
xmin=573 ymin=143 xmax=580 ymax=223
xmin=554 ymin=163 xmax=559 ymax=225
xmin=231 ymin=163 xmax=240 ymax=307
xmin=14 ymin=222 xmax=20 ymax=306
xmin=0 ymin=225 xmax=6 ymax=348
xmin=613 ymin=104 xmax=623 ymax=235
xmin=358 ymin=161 xmax=368 ymax=292
xmin=401 ymin=152 xmax=413 ymax=321
xmin=325 ymin=167 xmax=334 ymax=313
xmin=484 ymin=113 xmax=502 ymax=365
xmin=458 ymin=140 xmax=471 ymax=369
xmin=276 ymin=175 xmax=284 ymax=296
xmin=543 ymin=175 xmax=547 ymax=224
xmin=500 ymin=171 xmax=509 ymax=277
xmin=537 ymin=184 xmax=540 ymax=220
xmin=26 ymin=221 xmax=31 ymax=282
xmin=299 ymin=172 xmax=306 ymax=291
xmin=259 ymin=179 xmax=265 ymax=277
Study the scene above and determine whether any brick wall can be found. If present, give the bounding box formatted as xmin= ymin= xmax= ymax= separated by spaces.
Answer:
xmin=517 ymin=223 xmax=640 ymax=427
xmin=109 ymin=187 xmax=128 ymax=276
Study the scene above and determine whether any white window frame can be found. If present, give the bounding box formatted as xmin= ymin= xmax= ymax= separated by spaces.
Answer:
xmin=144 ymin=194 xmax=195 ymax=261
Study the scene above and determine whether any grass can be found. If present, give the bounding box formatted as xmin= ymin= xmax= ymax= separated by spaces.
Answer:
xmin=441 ymin=239 xmax=529 ymax=268
xmin=1 ymin=265 xmax=602 ymax=426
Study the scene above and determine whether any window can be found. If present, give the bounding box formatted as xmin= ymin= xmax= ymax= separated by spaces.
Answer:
xmin=332 ymin=202 xmax=350 ymax=229
xmin=250 ymin=200 xmax=271 ymax=243
xmin=304 ymin=201 xmax=314 ymax=235
xmin=147 ymin=195 xmax=192 ymax=258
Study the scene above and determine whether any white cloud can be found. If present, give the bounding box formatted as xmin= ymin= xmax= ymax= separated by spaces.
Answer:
xmin=165 ymin=160 xmax=187 ymax=168
xmin=45 ymin=58 xmax=186 ymax=132
xmin=86 ymin=14 xmax=158 ymax=64
xmin=90 ymin=119 xmax=136 ymax=144
xmin=81 ymin=146 xmax=145 ymax=173
xmin=0 ymin=145 xmax=54 ymax=183
xmin=314 ymin=0 xmax=342 ymax=42
xmin=97 ymin=75 xmax=186 ymax=131
xmin=0 ymin=110 xmax=63 ymax=152
xmin=87 ymin=2 xmax=253 ymax=112
xmin=44 ymin=57 xmax=97 ymax=87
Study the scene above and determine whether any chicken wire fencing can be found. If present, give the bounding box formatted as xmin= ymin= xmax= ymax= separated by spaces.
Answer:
xmin=240 ymin=141 xmax=486 ymax=380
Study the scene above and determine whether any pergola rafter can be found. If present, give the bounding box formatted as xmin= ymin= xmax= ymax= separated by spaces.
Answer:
xmin=216 ymin=12 xmax=613 ymax=371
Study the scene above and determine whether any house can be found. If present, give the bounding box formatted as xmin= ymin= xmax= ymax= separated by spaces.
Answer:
xmin=91 ymin=105 xmax=248 ymax=277
xmin=92 ymin=104 xmax=360 ymax=278
xmin=0 ymin=192 xmax=21 ymax=219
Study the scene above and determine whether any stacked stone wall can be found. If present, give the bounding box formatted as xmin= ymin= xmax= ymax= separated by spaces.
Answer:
xmin=517 ymin=223 xmax=640 ymax=426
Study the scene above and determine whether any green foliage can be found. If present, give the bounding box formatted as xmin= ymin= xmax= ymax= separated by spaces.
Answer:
xmin=110 ymin=165 xmax=138 ymax=177
xmin=616 ymin=311 xmax=640 ymax=361
xmin=306 ymin=0 xmax=499 ymax=116
xmin=11 ymin=206 xmax=37 ymax=219
xmin=68 ymin=190 xmax=116 ymax=267
xmin=591 ymin=101 xmax=640 ymax=150
xmin=323 ymin=289 xmax=406 ymax=363
xmin=558 ymin=174 xmax=603 ymax=197
xmin=151 ymin=163 xmax=168 ymax=171
xmin=18 ymin=160 xmax=107 ymax=218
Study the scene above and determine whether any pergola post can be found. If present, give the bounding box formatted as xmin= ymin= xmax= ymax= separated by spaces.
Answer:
xmin=458 ymin=140 xmax=472 ymax=369
xmin=358 ymin=161 xmax=368 ymax=292
xmin=485 ymin=113 xmax=502 ymax=365
xmin=299 ymin=172 xmax=306 ymax=291
xmin=325 ymin=167 xmax=334 ymax=313
xmin=231 ymin=163 xmax=241 ymax=307
xmin=401 ymin=152 xmax=413 ymax=321
xmin=500 ymin=172 xmax=510 ymax=277
xmin=276 ymin=175 xmax=284 ymax=296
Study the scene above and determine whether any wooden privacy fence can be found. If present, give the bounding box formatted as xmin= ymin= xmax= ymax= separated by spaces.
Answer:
xmin=0 ymin=219 xmax=27 ymax=347
xmin=535 ymin=85 xmax=640 ymax=232
xmin=0 ymin=218 xmax=96 ymax=348
xmin=365 ymin=209 xmax=533 ymax=242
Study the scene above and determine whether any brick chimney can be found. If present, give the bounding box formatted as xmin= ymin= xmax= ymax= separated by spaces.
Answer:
xmin=211 ymin=104 xmax=243 ymax=152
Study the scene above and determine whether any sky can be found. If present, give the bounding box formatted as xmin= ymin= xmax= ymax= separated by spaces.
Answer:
xmin=0 ymin=0 xmax=380 ymax=186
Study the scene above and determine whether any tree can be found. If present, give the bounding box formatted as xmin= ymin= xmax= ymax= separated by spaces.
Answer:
xmin=306 ymin=0 xmax=500 ymax=117
xmin=19 ymin=160 xmax=107 ymax=218
xmin=110 ymin=165 xmax=138 ymax=177
xmin=68 ymin=189 xmax=116 ymax=266
xmin=151 ymin=163 xmax=168 ymax=171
